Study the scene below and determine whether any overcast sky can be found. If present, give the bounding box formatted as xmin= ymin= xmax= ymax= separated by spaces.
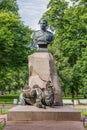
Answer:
xmin=17 ymin=0 xmax=70 ymax=30
xmin=17 ymin=0 xmax=50 ymax=30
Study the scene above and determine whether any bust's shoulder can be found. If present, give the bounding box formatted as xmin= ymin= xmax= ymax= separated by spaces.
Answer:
xmin=46 ymin=30 xmax=52 ymax=34
xmin=31 ymin=30 xmax=40 ymax=38
xmin=32 ymin=30 xmax=41 ymax=36
xmin=34 ymin=30 xmax=41 ymax=34
xmin=46 ymin=30 xmax=54 ymax=36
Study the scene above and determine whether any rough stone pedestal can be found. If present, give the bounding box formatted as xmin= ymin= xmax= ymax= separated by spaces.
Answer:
xmin=28 ymin=52 xmax=62 ymax=105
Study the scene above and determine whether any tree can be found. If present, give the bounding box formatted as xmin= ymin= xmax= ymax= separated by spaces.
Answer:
xmin=42 ymin=0 xmax=87 ymax=97
xmin=42 ymin=0 xmax=68 ymax=30
xmin=0 ymin=0 xmax=33 ymax=93
xmin=0 ymin=0 xmax=19 ymax=14
xmin=0 ymin=11 xmax=32 ymax=67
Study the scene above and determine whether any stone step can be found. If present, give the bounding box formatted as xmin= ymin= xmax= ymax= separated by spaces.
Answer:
xmin=7 ymin=105 xmax=81 ymax=121
xmin=3 ymin=121 xmax=84 ymax=130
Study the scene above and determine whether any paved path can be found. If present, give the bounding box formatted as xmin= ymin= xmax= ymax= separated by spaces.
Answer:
xmin=3 ymin=121 xmax=85 ymax=130
xmin=0 ymin=105 xmax=87 ymax=130
xmin=0 ymin=104 xmax=87 ymax=109
xmin=67 ymin=105 xmax=87 ymax=109
xmin=0 ymin=114 xmax=7 ymax=119
xmin=0 ymin=104 xmax=16 ymax=108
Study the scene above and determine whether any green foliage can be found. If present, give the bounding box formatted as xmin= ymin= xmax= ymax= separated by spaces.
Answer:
xmin=75 ymin=108 xmax=87 ymax=117
xmin=0 ymin=108 xmax=9 ymax=114
xmin=83 ymin=87 xmax=87 ymax=98
xmin=0 ymin=95 xmax=19 ymax=99
xmin=42 ymin=0 xmax=87 ymax=97
xmin=0 ymin=0 xmax=33 ymax=93
xmin=0 ymin=10 xmax=32 ymax=92
xmin=0 ymin=11 xmax=32 ymax=67
xmin=63 ymin=95 xmax=84 ymax=99
xmin=0 ymin=99 xmax=13 ymax=104
xmin=0 ymin=95 xmax=19 ymax=104
xmin=42 ymin=0 xmax=68 ymax=30
xmin=0 ymin=124 xmax=4 ymax=130
xmin=0 ymin=0 xmax=19 ymax=14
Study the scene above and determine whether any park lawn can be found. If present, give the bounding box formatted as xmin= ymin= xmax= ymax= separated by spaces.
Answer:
xmin=75 ymin=108 xmax=87 ymax=116
xmin=0 ymin=124 xmax=4 ymax=130
xmin=0 ymin=94 xmax=19 ymax=104
xmin=0 ymin=99 xmax=13 ymax=104
xmin=0 ymin=108 xmax=9 ymax=114
xmin=63 ymin=95 xmax=84 ymax=99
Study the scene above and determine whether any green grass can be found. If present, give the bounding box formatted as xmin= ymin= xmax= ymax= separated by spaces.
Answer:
xmin=0 ymin=99 xmax=13 ymax=104
xmin=75 ymin=108 xmax=87 ymax=116
xmin=0 ymin=95 xmax=19 ymax=99
xmin=0 ymin=108 xmax=9 ymax=114
xmin=0 ymin=95 xmax=19 ymax=104
xmin=0 ymin=124 xmax=4 ymax=130
xmin=85 ymin=125 xmax=87 ymax=128
xmin=63 ymin=96 xmax=84 ymax=99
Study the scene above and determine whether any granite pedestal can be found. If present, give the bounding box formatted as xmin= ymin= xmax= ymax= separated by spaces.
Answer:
xmin=3 ymin=121 xmax=84 ymax=130
xmin=28 ymin=52 xmax=63 ymax=105
xmin=7 ymin=105 xmax=81 ymax=122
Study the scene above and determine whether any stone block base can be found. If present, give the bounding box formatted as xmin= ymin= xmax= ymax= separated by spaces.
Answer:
xmin=7 ymin=105 xmax=81 ymax=122
xmin=3 ymin=121 xmax=84 ymax=130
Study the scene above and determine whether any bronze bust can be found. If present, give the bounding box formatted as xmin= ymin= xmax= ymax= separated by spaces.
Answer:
xmin=32 ymin=20 xmax=54 ymax=50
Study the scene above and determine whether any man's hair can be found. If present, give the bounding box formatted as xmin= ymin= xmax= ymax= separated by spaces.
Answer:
xmin=40 ymin=19 xmax=48 ymax=25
